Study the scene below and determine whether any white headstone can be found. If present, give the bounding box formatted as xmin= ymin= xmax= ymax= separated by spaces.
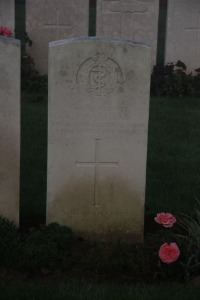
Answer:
xmin=0 ymin=36 xmax=20 ymax=225
xmin=96 ymin=0 xmax=159 ymax=67
xmin=47 ymin=37 xmax=151 ymax=243
xmin=26 ymin=0 xmax=89 ymax=74
xmin=165 ymin=0 xmax=200 ymax=73
xmin=0 ymin=0 xmax=15 ymax=34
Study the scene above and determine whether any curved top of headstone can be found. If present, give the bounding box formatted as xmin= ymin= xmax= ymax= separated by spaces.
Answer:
xmin=47 ymin=32 xmax=151 ymax=243
xmin=0 ymin=36 xmax=20 ymax=46
xmin=49 ymin=36 xmax=151 ymax=49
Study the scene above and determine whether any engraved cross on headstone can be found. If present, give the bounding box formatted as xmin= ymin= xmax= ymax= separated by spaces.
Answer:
xmin=43 ymin=9 xmax=72 ymax=39
xmin=102 ymin=0 xmax=147 ymax=37
xmin=185 ymin=10 xmax=200 ymax=59
xmin=75 ymin=139 xmax=118 ymax=207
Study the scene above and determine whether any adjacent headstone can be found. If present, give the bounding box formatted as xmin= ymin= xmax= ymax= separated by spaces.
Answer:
xmin=0 ymin=0 xmax=15 ymax=33
xmin=165 ymin=0 xmax=200 ymax=73
xmin=47 ymin=37 xmax=151 ymax=243
xmin=96 ymin=0 xmax=159 ymax=67
xmin=0 ymin=36 xmax=20 ymax=225
xmin=26 ymin=0 xmax=89 ymax=74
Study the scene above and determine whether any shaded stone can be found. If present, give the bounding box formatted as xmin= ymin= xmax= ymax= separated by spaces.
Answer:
xmin=26 ymin=0 xmax=89 ymax=74
xmin=96 ymin=0 xmax=159 ymax=67
xmin=47 ymin=37 xmax=151 ymax=243
xmin=0 ymin=36 xmax=20 ymax=225
xmin=165 ymin=0 xmax=200 ymax=73
xmin=0 ymin=0 xmax=15 ymax=34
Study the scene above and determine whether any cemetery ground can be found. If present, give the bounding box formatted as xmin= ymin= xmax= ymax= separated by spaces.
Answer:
xmin=1 ymin=282 xmax=200 ymax=300
xmin=20 ymin=96 xmax=200 ymax=226
xmin=0 ymin=0 xmax=198 ymax=298
xmin=1 ymin=94 xmax=200 ymax=298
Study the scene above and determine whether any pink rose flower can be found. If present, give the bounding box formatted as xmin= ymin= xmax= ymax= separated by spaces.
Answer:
xmin=0 ymin=26 xmax=13 ymax=37
xmin=154 ymin=212 xmax=176 ymax=228
xmin=159 ymin=243 xmax=180 ymax=264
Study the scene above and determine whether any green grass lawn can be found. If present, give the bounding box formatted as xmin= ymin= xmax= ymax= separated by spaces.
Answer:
xmin=1 ymin=282 xmax=200 ymax=300
xmin=11 ymin=0 xmax=200 ymax=296
xmin=16 ymin=0 xmax=200 ymax=225
xmin=20 ymin=102 xmax=47 ymax=227
xmin=19 ymin=97 xmax=200 ymax=226
xmin=146 ymin=97 xmax=200 ymax=215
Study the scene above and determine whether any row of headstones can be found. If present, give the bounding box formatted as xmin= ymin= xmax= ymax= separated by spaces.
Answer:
xmin=1 ymin=0 xmax=199 ymax=242
xmin=0 ymin=32 xmax=151 ymax=243
xmin=1 ymin=0 xmax=200 ymax=74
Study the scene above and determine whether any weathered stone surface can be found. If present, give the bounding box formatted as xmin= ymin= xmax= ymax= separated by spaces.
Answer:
xmin=0 ymin=36 xmax=20 ymax=225
xmin=47 ymin=37 xmax=151 ymax=243
xmin=165 ymin=0 xmax=200 ymax=73
xmin=96 ymin=0 xmax=159 ymax=67
xmin=0 ymin=0 xmax=15 ymax=33
xmin=26 ymin=0 xmax=89 ymax=74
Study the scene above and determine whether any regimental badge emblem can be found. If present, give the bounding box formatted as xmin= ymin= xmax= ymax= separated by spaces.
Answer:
xmin=76 ymin=52 xmax=124 ymax=96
